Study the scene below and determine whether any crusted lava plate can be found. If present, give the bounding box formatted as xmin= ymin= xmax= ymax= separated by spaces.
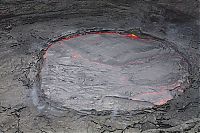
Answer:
xmin=40 ymin=30 xmax=189 ymax=111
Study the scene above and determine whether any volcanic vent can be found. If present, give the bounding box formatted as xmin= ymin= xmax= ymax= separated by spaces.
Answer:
xmin=40 ymin=30 xmax=189 ymax=111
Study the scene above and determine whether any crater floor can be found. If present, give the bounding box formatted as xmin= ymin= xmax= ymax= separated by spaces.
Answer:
xmin=41 ymin=33 xmax=188 ymax=111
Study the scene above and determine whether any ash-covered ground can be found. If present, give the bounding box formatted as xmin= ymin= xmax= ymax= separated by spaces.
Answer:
xmin=0 ymin=0 xmax=199 ymax=133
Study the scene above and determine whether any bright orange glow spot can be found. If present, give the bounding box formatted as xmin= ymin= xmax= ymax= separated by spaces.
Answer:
xmin=126 ymin=34 xmax=140 ymax=39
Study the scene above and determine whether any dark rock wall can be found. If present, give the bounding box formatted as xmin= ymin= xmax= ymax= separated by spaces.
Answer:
xmin=0 ymin=0 xmax=199 ymax=26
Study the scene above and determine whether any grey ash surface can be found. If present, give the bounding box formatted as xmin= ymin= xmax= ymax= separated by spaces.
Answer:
xmin=0 ymin=0 xmax=199 ymax=133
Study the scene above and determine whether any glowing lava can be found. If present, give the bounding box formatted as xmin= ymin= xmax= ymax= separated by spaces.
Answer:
xmin=41 ymin=31 xmax=188 ymax=111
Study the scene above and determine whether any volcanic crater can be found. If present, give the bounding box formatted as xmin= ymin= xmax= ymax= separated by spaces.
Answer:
xmin=39 ymin=30 xmax=189 ymax=111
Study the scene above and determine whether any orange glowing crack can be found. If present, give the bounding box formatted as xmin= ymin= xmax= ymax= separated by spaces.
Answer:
xmin=131 ymin=90 xmax=173 ymax=105
xmin=43 ymin=32 xmax=140 ymax=59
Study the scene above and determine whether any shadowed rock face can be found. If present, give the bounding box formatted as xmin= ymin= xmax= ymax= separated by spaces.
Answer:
xmin=0 ymin=0 xmax=198 ymax=28
xmin=41 ymin=33 xmax=188 ymax=111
